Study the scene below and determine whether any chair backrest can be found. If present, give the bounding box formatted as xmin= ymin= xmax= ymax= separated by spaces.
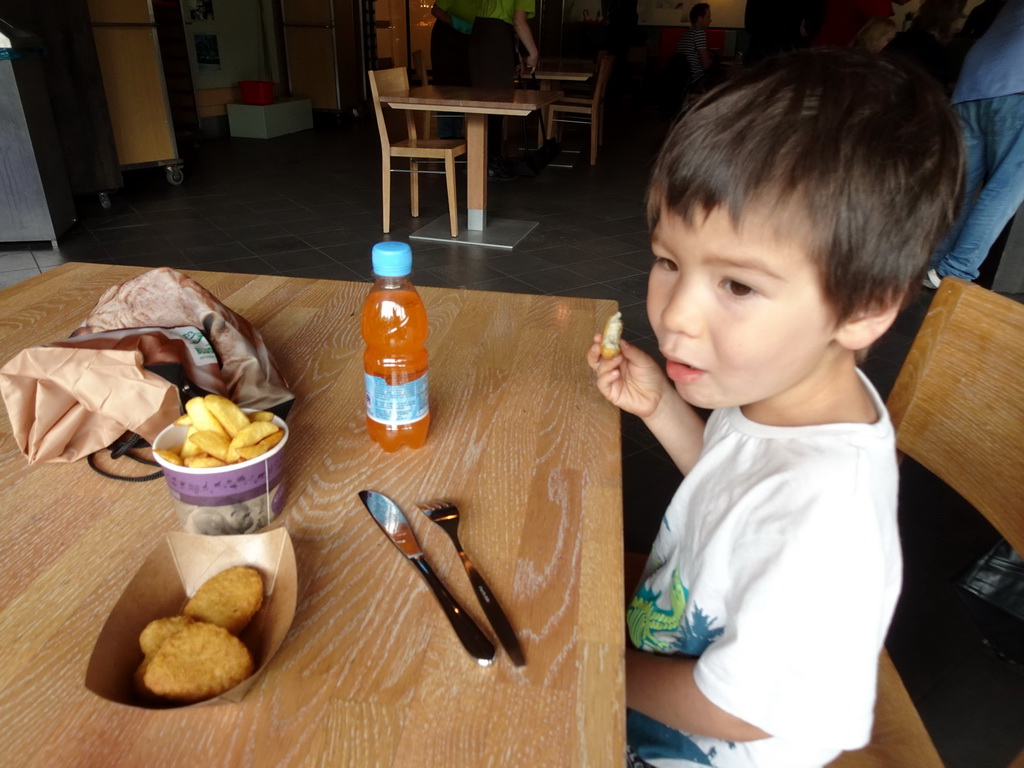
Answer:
xmin=368 ymin=67 xmax=413 ymax=149
xmin=887 ymin=278 xmax=1024 ymax=552
xmin=592 ymin=53 xmax=615 ymax=106
xmin=825 ymin=279 xmax=1024 ymax=768
xmin=411 ymin=49 xmax=429 ymax=86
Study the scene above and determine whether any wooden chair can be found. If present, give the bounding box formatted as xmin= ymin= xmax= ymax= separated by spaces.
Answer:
xmin=545 ymin=53 xmax=615 ymax=165
xmin=368 ymin=67 xmax=465 ymax=238
xmin=828 ymin=278 xmax=1024 ymax=766
xmin=626 ymin=279 xmax=1024 ymax=766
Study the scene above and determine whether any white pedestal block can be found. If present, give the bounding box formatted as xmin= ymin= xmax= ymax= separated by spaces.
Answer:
xmin=227 ymin=99 xmax=313 ymax=139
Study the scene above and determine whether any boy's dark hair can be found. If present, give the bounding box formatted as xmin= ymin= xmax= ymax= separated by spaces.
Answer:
xmin=690 ymin=3 xmax=710 ymax=24
xmin=647 ymin=48 xmax=964 ymax=322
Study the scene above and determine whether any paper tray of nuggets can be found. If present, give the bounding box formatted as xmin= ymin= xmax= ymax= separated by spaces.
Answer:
xmin=85 ymin=527 xmax=296 ymax=708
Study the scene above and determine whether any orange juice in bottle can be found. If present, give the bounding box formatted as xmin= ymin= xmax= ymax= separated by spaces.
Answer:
xmin=361 ymin=241 xmax=430 ymax=451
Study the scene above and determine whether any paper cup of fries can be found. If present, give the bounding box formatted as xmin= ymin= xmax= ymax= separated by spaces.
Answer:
xmin=151 ymin=396 xmax=288 ymax=535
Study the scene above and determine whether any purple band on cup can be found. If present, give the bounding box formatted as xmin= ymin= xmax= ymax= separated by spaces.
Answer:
xmin=163 ymin=449 xmax=285 ymax=507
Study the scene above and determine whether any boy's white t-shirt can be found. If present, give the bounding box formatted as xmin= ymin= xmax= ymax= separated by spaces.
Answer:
xmin=627 ymin=371 xmax=902 ymax=768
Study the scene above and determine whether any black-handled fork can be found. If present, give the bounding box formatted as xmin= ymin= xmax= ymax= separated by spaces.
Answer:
xmin=418 ymin=501 xmax=526 ymax=667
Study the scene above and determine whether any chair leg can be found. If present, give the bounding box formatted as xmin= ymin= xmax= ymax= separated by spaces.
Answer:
xmin=382 ymin=156 xmax=391 ymax=233
xmin=546 ymin=108 xmax=557 ymax=141
xmin=590 ymin=113 xmax=599 ymax=165
xmin=445 ymin=153 xmax=458 ymax=237
xmin=410 ymin=159 xmax=420 ymax=218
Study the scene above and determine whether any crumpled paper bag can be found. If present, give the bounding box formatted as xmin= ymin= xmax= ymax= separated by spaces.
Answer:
xmin=0 ymin=268 xmax=294 ymax=464
xmin=0 ymin=345 xmax=180 ymax=463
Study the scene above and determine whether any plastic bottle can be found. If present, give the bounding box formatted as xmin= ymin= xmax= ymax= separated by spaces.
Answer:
xmin=361 ymin=241 xmax=430 ymax=451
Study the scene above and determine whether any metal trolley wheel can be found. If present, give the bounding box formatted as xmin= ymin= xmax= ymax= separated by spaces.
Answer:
xmin=165 ymin=165 xmax=184 ymax=186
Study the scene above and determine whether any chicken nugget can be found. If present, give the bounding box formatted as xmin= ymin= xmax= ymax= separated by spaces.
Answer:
xmin=183 ymin=566 xmax=264 ymax=635
xmin=140 ymin=621 xmax=254 ymax=703
xmin=139 ymin=615 xmax=194 ymax=656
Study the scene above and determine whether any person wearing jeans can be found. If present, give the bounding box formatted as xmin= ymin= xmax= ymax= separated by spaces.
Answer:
xmin=926 ymin=0 xmax=1024 ymax=286
xmin=430 ymin=0 xmax=476 ymax=139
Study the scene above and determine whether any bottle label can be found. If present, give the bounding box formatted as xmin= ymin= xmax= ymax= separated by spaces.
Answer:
xmin=364 ymin=373 xmax=429 ymax=426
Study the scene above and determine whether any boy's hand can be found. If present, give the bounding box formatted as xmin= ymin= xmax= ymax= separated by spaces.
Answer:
xmin=587 ymin=335 xmax=670 ymax=419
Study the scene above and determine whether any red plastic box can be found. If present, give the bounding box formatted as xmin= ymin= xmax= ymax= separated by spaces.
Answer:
xmin=239 ymin=80 xmax=274 ymax=106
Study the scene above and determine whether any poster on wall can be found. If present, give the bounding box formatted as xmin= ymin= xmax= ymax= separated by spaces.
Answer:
xmin=195 ymin=34 xmax=221 ymax=71
xmin=189 ymin=0 xmax=215 ymax=21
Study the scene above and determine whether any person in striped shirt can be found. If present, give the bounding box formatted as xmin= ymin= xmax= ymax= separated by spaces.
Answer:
xmin=676 ymin=3 xmax=716 ymax=93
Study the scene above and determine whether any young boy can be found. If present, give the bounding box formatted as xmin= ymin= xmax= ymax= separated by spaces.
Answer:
xmin=588 ymin=49 xmax=964 ymax=768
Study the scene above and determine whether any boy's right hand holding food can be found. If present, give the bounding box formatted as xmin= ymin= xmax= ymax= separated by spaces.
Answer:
xmin=587 ymin=312 xmax=674 ymax=420
xmin=588 ymin=312 xmax=707 ymax=475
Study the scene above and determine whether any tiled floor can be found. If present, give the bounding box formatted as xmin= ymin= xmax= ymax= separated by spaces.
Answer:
xmin=3 ymin=95 xmax=1022 ymax=767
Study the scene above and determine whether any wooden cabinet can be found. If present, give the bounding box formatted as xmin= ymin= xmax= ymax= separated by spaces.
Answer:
xmin=87 ymin=0 xmax=186 ymax=183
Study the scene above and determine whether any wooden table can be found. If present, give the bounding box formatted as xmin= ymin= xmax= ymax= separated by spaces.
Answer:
xmin=534 ymin=58 xmax=595 ymax=87
xmin=379 ymin=85 xmax=562 ymax=249
xmin=0 ymin=263 xmax=625 ymax=768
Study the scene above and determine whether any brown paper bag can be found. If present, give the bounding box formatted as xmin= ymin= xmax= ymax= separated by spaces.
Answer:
xmin=0 ymin=268 xmax=294 ymax=465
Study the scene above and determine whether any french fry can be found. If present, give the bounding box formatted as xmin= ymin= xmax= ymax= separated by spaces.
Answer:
xmin=185 ymin=397 xmax=228 ymax=438
xmin=256 ymin=429 xmax=284 ymax=450
xmin=184 ymin=455 xmax=226 ymax=468
xmin=204 ymin=395 xmax=250 ymax=438
xmin=235 ymin=443 xmax=271 ymax=461
xmin=188 ymin=430 xmax=232 ymax=463
xmin=180 ymin=426 xmax=203 ymax=458
xmin=227 ymin=421 xmax=280 ymax=462
xmin=234 ymin=426 xmax=284 ymax=461
xmin=158 ymin=398 xmax=284 ymax=470
xmin=155 ymin=449 xmax=184 ymax=466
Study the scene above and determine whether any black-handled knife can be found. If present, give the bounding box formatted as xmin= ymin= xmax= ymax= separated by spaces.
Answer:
xmin=358 ymin=490 xmax=496 ymax=666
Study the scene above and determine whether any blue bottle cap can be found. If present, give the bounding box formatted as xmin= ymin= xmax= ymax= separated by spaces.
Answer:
xmin=371 ymin=241 xmax=412 ymax=277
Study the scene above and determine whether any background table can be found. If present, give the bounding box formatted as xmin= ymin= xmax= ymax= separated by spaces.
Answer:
xmin=0 ymin=263 xmax=625 ymax=768
xmin=380 ymin=85 xmax=562 ymax=249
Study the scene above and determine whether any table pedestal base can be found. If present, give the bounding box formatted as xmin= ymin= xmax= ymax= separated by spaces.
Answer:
xmin=409 ymin=214 xmax=539 ymax=249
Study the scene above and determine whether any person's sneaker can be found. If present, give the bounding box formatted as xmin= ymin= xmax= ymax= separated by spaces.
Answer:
xmin=921 ymin=268 xmax=941 ymax=289
xmin=488 ymin=158 xmax=517 ymax=181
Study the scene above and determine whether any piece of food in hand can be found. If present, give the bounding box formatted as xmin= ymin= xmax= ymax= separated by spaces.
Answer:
xmin=183 ymin=566 xmax=264 ymax=635
xmin=600 ymin=311 xmax=624 ymax=359
xmin=185 ymin=397 xmax=229 ymax=439
xmin=137 ymin=621 xmax=254 ymax=704
xmin=204 ymin=395 xmax=250 ymax=438
xmin=139 ymin=615 xmax=194 ymax=656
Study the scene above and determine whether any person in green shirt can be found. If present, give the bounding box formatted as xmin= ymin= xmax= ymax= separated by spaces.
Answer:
xmin=468 ymin=0 xmax=540 ymax=180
